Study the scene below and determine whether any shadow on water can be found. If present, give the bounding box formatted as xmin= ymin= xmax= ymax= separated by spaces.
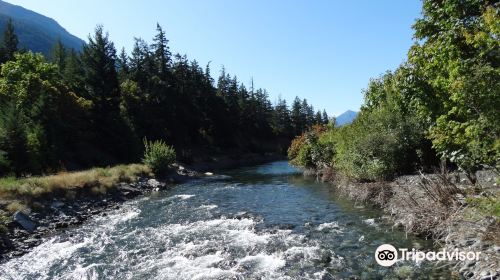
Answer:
xmin=0 ymin=161 xmax=456 ymax=279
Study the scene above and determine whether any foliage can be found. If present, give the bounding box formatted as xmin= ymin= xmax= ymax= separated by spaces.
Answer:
xmin=0 ymin=20 xmax=326 ymax=177
xmin=0 ymin=52 xmax=88 ymax=174
xmin=289 ymin=70 xmax=435 ymax=181
xmin=331 ymin=108 xmax=423 ymax=181
xmin=288 ymin=0 xmax=497 ymax=182
xmin=466 ymin=196 xmax=500 ymax=218
xmin=407 ymin=0 xmax=500 ymax=179
xmin=287 ymin=134 xmax=307 ymax=162
xmin=142 ymin=138 xmax=176 ymax=175
xmin=288 ymin=125 xmax=333 ymax=169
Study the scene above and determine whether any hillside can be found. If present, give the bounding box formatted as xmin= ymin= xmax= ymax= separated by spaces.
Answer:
xmin=0 ymin=0 xmax=84 ymax=56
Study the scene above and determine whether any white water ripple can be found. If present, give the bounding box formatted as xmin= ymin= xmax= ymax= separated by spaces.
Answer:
xmin=0 ymin=206 xmax=341 ymax=280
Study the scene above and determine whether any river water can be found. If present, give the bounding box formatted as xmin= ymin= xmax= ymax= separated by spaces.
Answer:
xmin=0 ymin=161 xmax=453 ymax=279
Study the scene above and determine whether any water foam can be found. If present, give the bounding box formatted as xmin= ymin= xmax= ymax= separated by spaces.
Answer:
xmin=172 ymin=194 xmax=195 ymax=200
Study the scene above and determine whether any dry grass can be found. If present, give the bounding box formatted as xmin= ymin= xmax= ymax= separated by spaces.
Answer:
xmin=5 ymin=201 xmax=28 ymax=213
xmin=390 ymin=172 xmax=466 ymax=238
xmin=0 ymin=164 xmax=152 ymax=199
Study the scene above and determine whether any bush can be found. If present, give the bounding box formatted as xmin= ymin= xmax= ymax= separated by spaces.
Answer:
xmin=142 ymin=138 xmax=176 ymax=175
xmin=332 ymin=107 xmax=427 ymax=181
xmin=288 ymin=125 xmax=333 ymax=169
xmin=287 ymin=134 xmax=306 ymax=163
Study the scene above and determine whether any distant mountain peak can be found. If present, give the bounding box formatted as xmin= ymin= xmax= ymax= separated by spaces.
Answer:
xmin=0 ymin=0 xmax=85 ymax=55
xmin=335 ymin=110 xmax=358 ymax=126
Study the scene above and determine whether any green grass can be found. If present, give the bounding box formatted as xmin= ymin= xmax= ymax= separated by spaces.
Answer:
xmin=466 ymin=196 xmax=500 ymax=217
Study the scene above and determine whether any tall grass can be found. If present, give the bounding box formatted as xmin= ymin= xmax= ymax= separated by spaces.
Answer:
xmin=0 ymin=164 xmax=151 ymax=198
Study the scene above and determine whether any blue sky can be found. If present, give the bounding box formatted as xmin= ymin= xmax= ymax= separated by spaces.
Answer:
xmin=7 ymin=0 xmax=422 ymax=116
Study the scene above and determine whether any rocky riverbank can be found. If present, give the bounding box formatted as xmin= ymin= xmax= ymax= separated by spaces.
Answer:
xmin=0 ymin=152 xmax=283 ymax=263
xmin=0 ymin=177 xmax=168 ymax=261
xmin=309 ymin=168 xmax=499 ymax=280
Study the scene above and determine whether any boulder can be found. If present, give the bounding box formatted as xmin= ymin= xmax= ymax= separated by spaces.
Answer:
xmin=117 ymin=184 xmax=142 ymax=198
xmin=13 ymin=211 xmax=37 ymax=233
xmin=147 ymin=178 xmax=165 ymax=188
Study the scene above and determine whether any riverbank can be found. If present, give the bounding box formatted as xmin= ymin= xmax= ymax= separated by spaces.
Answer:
xmin=0 ymin=152 xmax=283 ymax=262
xmin=308 ymin=167 xmax=499 ymax=279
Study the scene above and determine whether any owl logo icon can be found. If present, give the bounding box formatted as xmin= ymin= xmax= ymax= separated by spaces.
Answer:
xmin=375 ymin=244 xmax=398 ymax=266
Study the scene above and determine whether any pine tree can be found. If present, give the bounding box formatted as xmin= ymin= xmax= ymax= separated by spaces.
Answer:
xmin=0 ymin=102 xmax=29 ymax=176
xmin=130 ymin=37 xmax=153 ymax=89
xmin=117 ymin=47 xmax=130 ymax=81
xmin=64 ymin=49 xmax=85 ymax=92
xmin=0 ymin=18 xmax=18 ymax=63
xmin=322 ymin=109 xmax=329 ymax=124
xmin=151 ymin=23 xmax=171 ymax=80
xmin=315 ymin=110 xmax=323 ymax=125
xmin=291 ymin=96 xmax=303 ymax=135
xmin=272 ymin=97 xmax=291 ymax=136
xmin=82 ymin=25 xmax=121 ymax=112
xmin=301 ymin=99 xmax=314 ymax=128
xmin=51 ymin=39 xmax=67 ymax=71
xmin=81 ymin=25 xmax=137 ymax=160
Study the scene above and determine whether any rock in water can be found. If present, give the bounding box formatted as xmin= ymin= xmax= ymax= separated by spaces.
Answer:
xmin=147 ymin=179 xmax=164 ymax=188
xmin=13 ymin=211 xmax=37 ymax=233
xmin=117 ymin=184 xmax=142 ymax=198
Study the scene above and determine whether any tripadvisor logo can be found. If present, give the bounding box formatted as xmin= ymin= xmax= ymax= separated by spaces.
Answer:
xmin=374 ymin=244 xmax=481 ymax=267
xmin=375 ymin=244 xmax=398 ymax=267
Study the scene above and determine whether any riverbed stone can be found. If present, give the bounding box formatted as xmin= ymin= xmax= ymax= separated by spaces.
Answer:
xmin=118 ymin=185 xmax=142 ymax=198
xmin=147 ymin=178 xmax=163 ymax=188
xmin=13 ymin=211 xmax=37 ymax=233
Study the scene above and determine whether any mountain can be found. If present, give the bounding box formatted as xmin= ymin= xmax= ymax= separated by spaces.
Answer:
xmin=335 ymin=110 xmax=358 ymax=126
xmin=0 ymin=0 xmax=85 ymax=56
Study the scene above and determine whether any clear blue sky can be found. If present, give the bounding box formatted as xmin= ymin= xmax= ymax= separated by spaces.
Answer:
xmin=7 ymin=0 xmax=422 ymax=116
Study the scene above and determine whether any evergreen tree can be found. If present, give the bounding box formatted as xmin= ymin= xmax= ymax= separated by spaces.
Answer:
xmin=51 ymin=39 xmax=67 ymax=71
xmin=322 ymin=110 xmax=329 ymax=124
xmin=151 ymin=23 xmax=171 ymax=80
xmin=117 ymin=47 xmax=130 ymax=81
xmin=64 ymin=49 xmax=85 ymax=92
xmin=82 ymin=25 xmax=121 ymax=111
xmin=272 ymin=97 xmax=291 ymax=136
xmin=81 ymin=25 xmax=137 ymax=161
xmin=315 ymin=110 xmax=323 ymax=125
xmin=301 ymin=99 xmax=314 ymax=128
xmin=0 ymin=23 xmax=324 ymax=176
xmin=291 ymin=96 xmax=304 ymax=135
xmin=130 ymin=37 xmax=154 ymax=89
xmin=0 ymin=102 xmax=29 ymax=176
xmin=0 ymin=18 xmax=18 ymax=63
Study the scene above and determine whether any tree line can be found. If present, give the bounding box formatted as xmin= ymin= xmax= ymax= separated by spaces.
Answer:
xmin=0 ymin=20 xmax=329 ymax=176
xmin=288 ymin=0 xmax=499 ymax=183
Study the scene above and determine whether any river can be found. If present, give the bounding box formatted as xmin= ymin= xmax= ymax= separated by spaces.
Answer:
xmin=0 ymin=161 xmax=453 ymax=279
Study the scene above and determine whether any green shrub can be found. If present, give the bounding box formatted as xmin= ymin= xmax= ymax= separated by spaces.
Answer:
xmin=288 ymin=125 xmax=333 ymax=169
xmin=142 ymin=138 xmax=176 ymax=174
xmin=287 ymin=134 xmax=307 ymax=162
xmin=330 ymin=105 xmax=430 ymax=181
